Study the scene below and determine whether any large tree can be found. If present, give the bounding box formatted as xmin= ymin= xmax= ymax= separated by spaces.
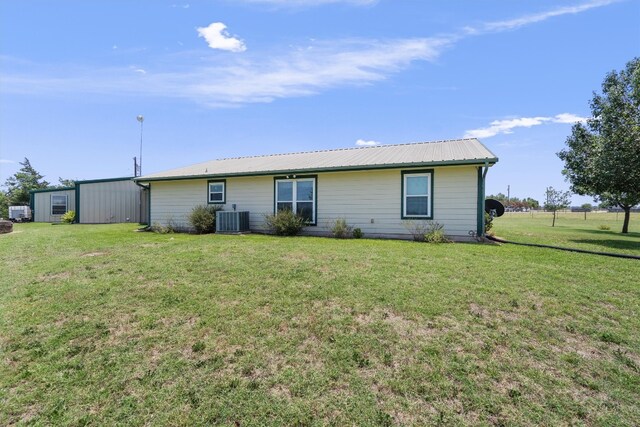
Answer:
xmin=3 ymin=158 xmax=50 ymax=206
xmin=558 ymin=58 xmax=640 ymax=233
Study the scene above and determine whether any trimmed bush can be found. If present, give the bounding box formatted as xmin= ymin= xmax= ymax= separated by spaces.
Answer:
xmin=61 ymin=210 xmax=75 ymax=224
xmin=331 ymin=218 xmax=353 ymax=238
xmin=264 ymin=210 xmax=307 ymax=236
xmin=189 ymin=205 xmax=224 ymax=234
xmin=352 ymin=228 xmax=364 ymax=239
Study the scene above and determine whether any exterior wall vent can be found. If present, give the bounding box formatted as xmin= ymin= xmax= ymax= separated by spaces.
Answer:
xmin=216 ymin=211 xmax=250 ymax=233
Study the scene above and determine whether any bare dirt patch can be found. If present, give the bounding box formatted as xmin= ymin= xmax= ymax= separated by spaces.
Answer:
xmin=39 ymin=271 xmax=71 ymax=282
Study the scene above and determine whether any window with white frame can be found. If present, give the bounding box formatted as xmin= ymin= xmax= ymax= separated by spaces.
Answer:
xmin=208 ymin=180 xmax=226 ymax=204
xmin=402 ymin=171 xmax=432 ymax=218
xmin=275 ymin=177 xmax=316 ymax=224
xmin=51 ymin=194 xmax=68 ymax=215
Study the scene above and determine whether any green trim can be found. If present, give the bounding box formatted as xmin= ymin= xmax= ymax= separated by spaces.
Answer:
xmin=134 ymin=159 xmax=498 ymax=183
xmin=76 ymin=176 xmax=134 ymax=185
xmin=207 ymin=179 xmax=227 ymax=204
xmin=29 ymin=187 xmax=74 ymax=194
xmin=75 ymin=183 xmax=81 ymax=223
xmin=273 ymin=175 xmax=318 ymax=226
xmin=400 ymin=169 xmax=434 ymax=220
xmin=477 ymin=167 xmax=484 ymax=236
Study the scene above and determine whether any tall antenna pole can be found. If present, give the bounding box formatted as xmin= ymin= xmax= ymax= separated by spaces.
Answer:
xmin=136 ymin=115 xmax=144 ymax=176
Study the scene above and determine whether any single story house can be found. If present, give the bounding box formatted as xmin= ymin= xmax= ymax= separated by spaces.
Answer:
xmin=134 ymin=138 xmax=498 ymax=240
xmin=30 ymin=177 xmax=148 ymax=224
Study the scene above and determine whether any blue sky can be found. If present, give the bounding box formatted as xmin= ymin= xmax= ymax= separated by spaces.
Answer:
xmin=1 ymin=0 xmax=638 ymax=204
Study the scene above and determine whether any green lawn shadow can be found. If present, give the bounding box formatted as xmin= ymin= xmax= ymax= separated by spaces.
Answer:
xmin=569 ymin=239 xmax=640 ymax=251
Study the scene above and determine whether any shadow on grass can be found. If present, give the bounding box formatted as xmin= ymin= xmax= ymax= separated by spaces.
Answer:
xmin=569 ymin=239 xmax=640 ymax=252
xmin=573 ymin=229 xmax=640 ymax=239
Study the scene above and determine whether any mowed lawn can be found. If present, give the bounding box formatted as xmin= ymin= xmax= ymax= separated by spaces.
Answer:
xmin=1 ymin=222 xmax=639 ymax=426
xmin=493 ymin=211 xmax=640 ymax=256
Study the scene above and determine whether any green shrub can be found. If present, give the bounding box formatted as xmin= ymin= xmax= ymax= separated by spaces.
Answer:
xmin=189 ymin=205 xmax=224 ymax=234
xmin=484 ymin=212 xmax=493 ymax=233
xmin=61 ymin=210 xmax=75 ymax=224
xmin=424 ymin=221 xmax=450 ymax=243
xmin=151 ymin=222 xmax=175 ymax=234
xmin=598 ymin=224 xmax=611 ymax=230
xmin=331 ymin=218 xmax=353 ymax=238
xmin=352 ymin=228 xmax=364 ymax=239
xmin=264 ymin=209 xmax=307 ymax=236
xmin=403 ymin=220 xmax=429 ymax=242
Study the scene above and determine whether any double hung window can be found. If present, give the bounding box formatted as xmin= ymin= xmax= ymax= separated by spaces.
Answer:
xmin=275 ymin=177 xmax=316 ymax=224
xmin=402 ymin=171 xmax=432 ymax=218
xmin=51 ymin=195 xmax=68 ymax=215
xmin=208 ymin=180 xmax=226 ymax=204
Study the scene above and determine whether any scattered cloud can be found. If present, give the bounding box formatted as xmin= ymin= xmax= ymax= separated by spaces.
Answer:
xmin=3 ymin=1 xmax=618 ymax=107
xmin=133 ymin=68 xmax=147 ymax=74
xmin=171 ymin=4 xmax=190 ymax=8
xmin=239 ymin=0 xmax=376 ymax=6
xmin=463 ymin=0 xmax=620 ymax=34
xmin=355 ymin=139 xmax=381 ymax=146
xmin=0 ymin=159 xmax=16 ymax=164
xmin=464 ymin=114 xmax=589 ymax=138
xmin=197 ymin=22 xmax=247 ymax=52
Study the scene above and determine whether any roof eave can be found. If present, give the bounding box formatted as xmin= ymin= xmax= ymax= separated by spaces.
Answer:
xmin=134 ymin=158 xmax=499 ymax=183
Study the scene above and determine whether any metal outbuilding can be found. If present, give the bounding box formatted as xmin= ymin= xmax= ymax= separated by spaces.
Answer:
xmin=30 ymin=177 xmax=148 ymax=224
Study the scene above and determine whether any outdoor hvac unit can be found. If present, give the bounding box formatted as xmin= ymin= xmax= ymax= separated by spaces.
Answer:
xmin=216 ymin=211 xmax=250 ymax=233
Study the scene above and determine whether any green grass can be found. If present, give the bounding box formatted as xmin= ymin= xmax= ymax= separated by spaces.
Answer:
xmin=493 ymin=211 xmax=640 ymax=256
xmin=1 ymin=223 xmax=639 ymax=426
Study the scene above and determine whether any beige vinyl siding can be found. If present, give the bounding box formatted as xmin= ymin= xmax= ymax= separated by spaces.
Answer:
xmin=33 ymin=190 xmax=75 ymax=223
xmin=78 ymin=180 xmax=143 ymax=224
xmin=149 ymin=166 xmax=478 ymax=238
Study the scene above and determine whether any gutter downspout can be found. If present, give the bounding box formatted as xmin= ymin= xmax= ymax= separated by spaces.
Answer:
xmin=477 ymin=162 xmax=490 ymax=237
xmin=135 ymin=181 xmax=150 ymax=226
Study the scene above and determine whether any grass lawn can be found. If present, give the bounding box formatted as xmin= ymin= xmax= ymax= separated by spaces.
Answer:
xmin=1 ymin=222 xmax=639 ymax=426
xmin=493 ymin=211 xmax=640 ymax=256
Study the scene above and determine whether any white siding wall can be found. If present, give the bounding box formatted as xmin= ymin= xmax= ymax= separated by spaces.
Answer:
xmin=79 ymin=180 xmax=143 ymax=224
xmin=149 ymin=166 xmax=479 ymax=238
xmin=33 ymin=190 xmax=75 ymax=223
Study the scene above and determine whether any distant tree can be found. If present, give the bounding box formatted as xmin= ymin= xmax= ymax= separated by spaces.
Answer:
xmin=523 ymin=197 xmax=540 ymax=209
xmin=3 ymin=158 xmax=49 ymax=206
xmin=580 ymin=203 xmax=593 ymax=211
xmin=544 ymin=187 xmax=571 ymax=227
xmin=0 ymin=191 xmax=8 ymax=219
xmin=57 ymin=178 xmax=75 ymax=188
xmin=557 ymin=58 xmax=640 ymax=234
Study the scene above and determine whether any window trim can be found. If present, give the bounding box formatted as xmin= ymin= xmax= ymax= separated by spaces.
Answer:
xmin=401 ymin=169 xmax=434 ymax=219
xmin=207 ymin=179 xmax=226 ymax=204
xmin=51 ymin=194 xmax=68 ymax=216
xmin=273 ymin=175 xmax=317 ymax=226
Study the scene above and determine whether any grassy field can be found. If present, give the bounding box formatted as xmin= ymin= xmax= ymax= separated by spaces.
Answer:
xmin=1 ymin=221 xmax=639 ymax=426
xmin=493 ymin=211 xmax=640 ymax=256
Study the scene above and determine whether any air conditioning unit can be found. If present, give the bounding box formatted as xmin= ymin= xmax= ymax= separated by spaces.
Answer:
xmin=216 ymin=211 xmax=250 ymax=233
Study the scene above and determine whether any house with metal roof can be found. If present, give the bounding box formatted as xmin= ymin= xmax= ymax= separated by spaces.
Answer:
xmin=134 ymin=138 xmax=498 ymax=239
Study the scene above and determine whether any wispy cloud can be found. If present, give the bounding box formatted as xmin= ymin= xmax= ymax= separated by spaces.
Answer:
xmin=464 ymin=114 xmax=589 ymax=138
xmin=0 ymin=159 xmax=16 ymax=164
xmin=463 ymin=0 xmax=620 ymax=34
xmin=355 ymin=139 xmax=381 ymax=146
xmin=197 ymin=22 xmax=247 ymax=52
xmin=2 ymin=1 xmax=617 ymax=107
xmin=240 ymin=0 xmax=376 ymax=6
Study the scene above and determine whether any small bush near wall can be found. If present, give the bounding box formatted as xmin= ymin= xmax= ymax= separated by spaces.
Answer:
xmin=352 ymin=228 xmax=364 ymax=239
xmin=424 ymin=221 xmax=450 ymax=243
xmin=403 ymin=220 xmax=429 ymax=242
xmin=189 ymin=205 xmax=224 ymax=234
xmin=264 ymin=210 xmax=307 ymax=236
xmin=61 ymin=211 xmax=75 ymax=224
xmin=331 ymin=218 xmax=353 ymax=238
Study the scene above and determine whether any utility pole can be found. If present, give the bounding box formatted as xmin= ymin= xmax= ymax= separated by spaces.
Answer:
xmin=507 ymin=185 xmax=510 ymax=204
xmin=136 ymin=115 xmax=144 ymax=176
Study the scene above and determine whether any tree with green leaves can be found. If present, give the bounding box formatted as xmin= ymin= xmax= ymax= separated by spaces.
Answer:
xmin=57 ymin=178 xmax=75 ymax=188
xmin=0 ymin=191 xmax=8 ymax=219
xmin=558 ymin=57 xmax=640 ymax=233
xmin=3 ymin=158 xmax=50 ymax=206
xmin=544 ymin=186 xmax=571 ymax=227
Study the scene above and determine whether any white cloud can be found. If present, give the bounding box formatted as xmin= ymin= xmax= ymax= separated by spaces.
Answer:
xmin=553 ymin=113 xmax=588 ymax=124
xmin=464 ymin=113 xmax=590 ymax=139
xmin=464 ymin=0 xmax=620 ymax=34
xmin=0 ymin=159 xmax=15 ymax=164
xmin=241 ymin=0 xmax=376 ymax=6
xmin=2 ymin=1 xmax=618 ymax=107
xmin=197 ymin=22 xmax=247 ymax=52
xmin=355 ymin=139 xmax=381 ymax=146
xmin=133 ymin=68 xmax=147 ymax=74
